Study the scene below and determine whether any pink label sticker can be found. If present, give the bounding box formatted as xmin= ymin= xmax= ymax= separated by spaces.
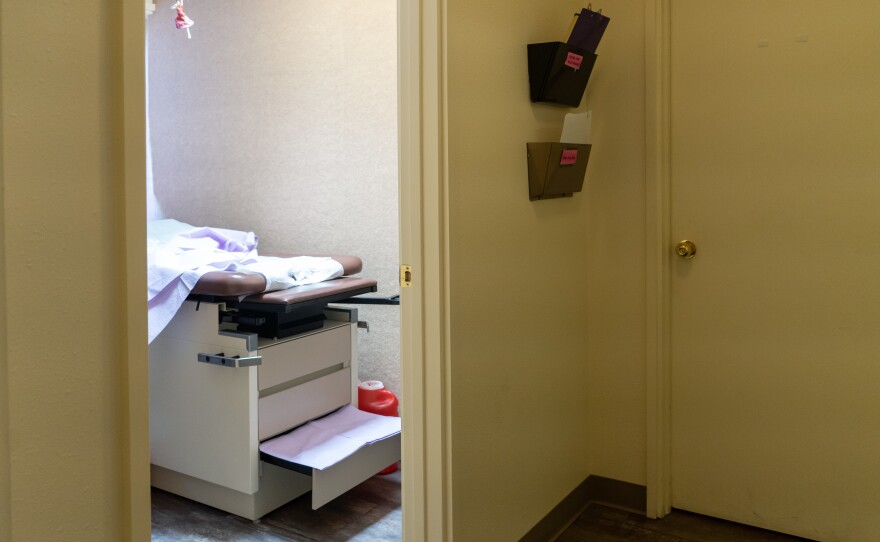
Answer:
xmin=560 ymin=149 xmax=578 ymax=165
xmin=564 ymin=52 xmax=583 ymax=70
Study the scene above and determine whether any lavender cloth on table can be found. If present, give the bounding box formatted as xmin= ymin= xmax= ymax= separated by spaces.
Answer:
xmin=148 ymin=220 xmax=259 ymax=343
xmin=147 ymin=219 xmax=343 ymax=343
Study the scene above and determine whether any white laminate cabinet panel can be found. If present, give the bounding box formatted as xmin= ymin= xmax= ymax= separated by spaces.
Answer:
xmin=258 ymin=368 xmax=351 ymax=440
xmin=151 ymin=301 xmax=378 ymax=516
xmin=258 ymin=325 xmax=351 ymax=391
xmin=149 ymin=303 xmax=260 ymax=494
xmin=311 ymin=433 xmax=401 ymax=509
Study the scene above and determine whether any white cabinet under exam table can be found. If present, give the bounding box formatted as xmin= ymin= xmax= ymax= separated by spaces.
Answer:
xmin=149 ymin=300 xmax=401 ymax=520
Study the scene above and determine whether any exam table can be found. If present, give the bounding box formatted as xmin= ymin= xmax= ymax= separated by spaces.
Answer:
xmin=149 ymin=254 xmax=401 ymax=520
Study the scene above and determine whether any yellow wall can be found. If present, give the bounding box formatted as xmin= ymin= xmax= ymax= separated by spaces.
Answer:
xmin=582 ymin=1 xmax=648 ymax=485
xmin=0 ymin=15 xmax=9 ymax=534
xmin=445 ymin=0 xmax=643 ymax=538
xmin=445 ymin=0 xmax=648 ymax=537
xmin=0 ymin=2 xmax=144 ymax=540
xmin=445 ymin=1 xmax=590 ymax=535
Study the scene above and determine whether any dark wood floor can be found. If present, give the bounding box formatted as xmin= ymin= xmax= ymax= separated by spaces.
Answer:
xmin=558 ymin=504 xmax=814 ymax=542
xmin=152 ymin=473 xmax=813 ymax=541
xmin=151 ymin=471 xmax=402 ymax=541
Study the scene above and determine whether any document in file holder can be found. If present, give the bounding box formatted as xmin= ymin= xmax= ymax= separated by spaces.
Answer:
xmin=567 ymin=7 xmax=610 ymax=53
xmin=259 ymin=405 xmax=401 ymax=471
xmin=526 ymin=111 xmax=593 ymax=200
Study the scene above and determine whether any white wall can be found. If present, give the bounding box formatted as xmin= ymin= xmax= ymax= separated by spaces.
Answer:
xmin=147 ymin=0 xmax=401 ymax=395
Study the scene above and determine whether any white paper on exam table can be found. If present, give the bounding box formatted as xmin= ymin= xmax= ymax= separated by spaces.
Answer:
xmin=259 ymin=404 xmax=401 ymax=470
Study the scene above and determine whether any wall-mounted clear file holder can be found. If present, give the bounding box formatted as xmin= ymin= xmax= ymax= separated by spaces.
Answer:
xmin=527 ymin=42 xmax=597 ymax=107
xmin=526 ymin=142 xmax=591 ymax=201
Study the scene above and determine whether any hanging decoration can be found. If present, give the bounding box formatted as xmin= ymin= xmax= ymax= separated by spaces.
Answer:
xmin=172 ymin=1 xmax=194 ymax=39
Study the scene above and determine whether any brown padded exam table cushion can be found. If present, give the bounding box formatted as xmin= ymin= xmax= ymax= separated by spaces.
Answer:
xmin=189 ymin=254 xmax=377 ymax=338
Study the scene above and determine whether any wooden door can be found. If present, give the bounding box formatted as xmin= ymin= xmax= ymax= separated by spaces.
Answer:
xmin=669 ymin=2 xmax=880 ymax=540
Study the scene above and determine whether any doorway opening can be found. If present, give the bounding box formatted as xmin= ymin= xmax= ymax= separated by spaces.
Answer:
xmin=144 ymin=1 xmax=403 ymax=538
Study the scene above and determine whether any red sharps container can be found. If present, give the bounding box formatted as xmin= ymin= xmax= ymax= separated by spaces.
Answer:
xmin=358 ymin=380 xmax=399 ymax=474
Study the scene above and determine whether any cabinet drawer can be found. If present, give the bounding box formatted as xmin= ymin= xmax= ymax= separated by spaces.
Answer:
xmin=309 ymin=432 xmax=400 ymax=508
xmin=258 ymin=368 xmax=351 ymax=440
xmin=258 ymin=324 xmax=350 ymax=392
xmin=260 ymin=406 xmax=401 ymax=509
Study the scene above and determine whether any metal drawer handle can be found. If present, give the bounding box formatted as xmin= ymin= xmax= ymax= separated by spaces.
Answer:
xmin=197 ymin=352 xmax=263 ymax=368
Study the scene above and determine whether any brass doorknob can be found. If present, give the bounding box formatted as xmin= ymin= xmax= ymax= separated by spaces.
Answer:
xmin=675 ymin=240 xmax=697 ymax=259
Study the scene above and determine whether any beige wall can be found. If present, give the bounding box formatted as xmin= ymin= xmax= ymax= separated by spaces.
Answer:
xmin=582 ymin=1 xmax=648 ymax=485
xmin=445 ymin=0 xmax=646 ymax=538
xmin=0 ymin=1 xmax=138 ymax=540
xmin=147 ymin=0 xmax=402 ymax=395
xmin=0 ymin=17 xmax=9 ymax=536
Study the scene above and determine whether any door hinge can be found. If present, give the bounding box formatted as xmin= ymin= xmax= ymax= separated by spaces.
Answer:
xmin=400 ymin=264 xmax=413 ymax=288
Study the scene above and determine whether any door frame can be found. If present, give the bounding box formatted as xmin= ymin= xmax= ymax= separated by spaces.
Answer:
xmin=644 ymin=0 xmax=672 ymax=520
xmin=122 ymin=3 xmax=151 ymax=539
xmin=121 ymin=0 xmax=449 ymax=539
xmin=398 ymin=0 xmax=451 ymax=540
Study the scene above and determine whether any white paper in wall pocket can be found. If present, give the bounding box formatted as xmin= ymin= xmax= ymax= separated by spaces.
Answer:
xmin=560 ymin=110 xmax=592 ymax=144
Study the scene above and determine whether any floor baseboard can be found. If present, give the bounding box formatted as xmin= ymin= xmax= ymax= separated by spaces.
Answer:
xmin=519 ymin=475 xmax=647 ymax=542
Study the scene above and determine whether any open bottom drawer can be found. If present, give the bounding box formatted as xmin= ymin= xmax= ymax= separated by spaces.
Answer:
xmin=259 ymin=405 xmax=401 ymax=509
